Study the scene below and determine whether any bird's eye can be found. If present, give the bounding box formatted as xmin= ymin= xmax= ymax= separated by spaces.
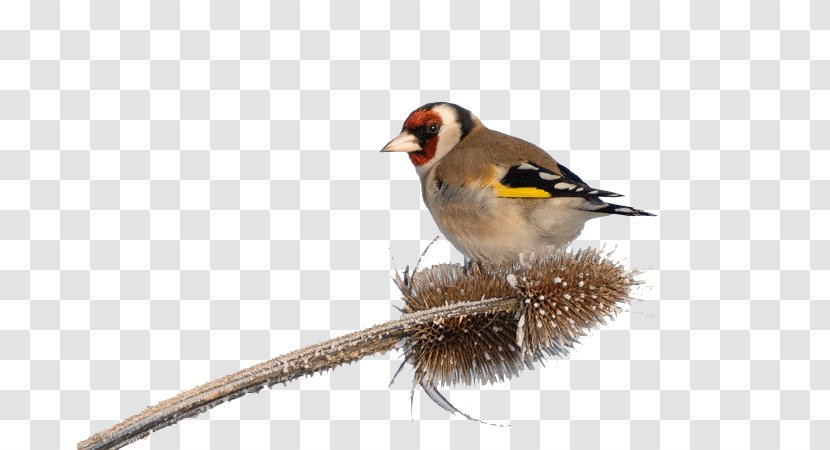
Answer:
xmin=427 ymin=123 xmax=440 ymax=134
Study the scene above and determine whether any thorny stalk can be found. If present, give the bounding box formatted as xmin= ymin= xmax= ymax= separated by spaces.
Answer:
xmin=80 ymin=247 xmax=639 ymax=450
xmin=77 ymin=296 xmax=519 ymax=450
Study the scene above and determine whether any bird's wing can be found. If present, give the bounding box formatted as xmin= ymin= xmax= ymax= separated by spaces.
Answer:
xmin=492 ymin=160 xmax=624 ymax=199
xmin=433 ymin=127 xmax=619 ymax=200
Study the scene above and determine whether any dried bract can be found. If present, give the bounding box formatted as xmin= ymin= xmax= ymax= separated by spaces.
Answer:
xmin=396 ymin=247 xmax=639 ymax=389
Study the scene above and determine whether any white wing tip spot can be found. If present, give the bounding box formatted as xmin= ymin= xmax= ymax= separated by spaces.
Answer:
xmin=538 ymin=172 xmax=559 ymax=180
xmin=517 ymin=163 xmax=538 ymax=170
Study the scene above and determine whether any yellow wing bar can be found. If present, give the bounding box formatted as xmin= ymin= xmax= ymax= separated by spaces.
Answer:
xmin=493 ymin=184 xmax=552 ymax=199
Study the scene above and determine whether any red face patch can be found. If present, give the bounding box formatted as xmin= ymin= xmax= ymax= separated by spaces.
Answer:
xmin=408 ymin=136 xmax=439 ymax=166
xmin=403 ymin=109 xmax=442 ymax=130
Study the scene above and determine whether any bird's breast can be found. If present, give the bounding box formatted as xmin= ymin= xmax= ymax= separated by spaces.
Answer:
xmin=420 ymin=174 xmax=546 ymax=261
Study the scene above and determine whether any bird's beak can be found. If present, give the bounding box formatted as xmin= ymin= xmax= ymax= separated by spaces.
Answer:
xmin=381 ymin=131 xmax=422 ymax=153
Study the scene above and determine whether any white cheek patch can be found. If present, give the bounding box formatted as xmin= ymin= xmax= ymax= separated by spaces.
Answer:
xmin=430 ymin=104 xmax=462 ymax=162
xmin=434 ymin=132 xmax=459 ymax=158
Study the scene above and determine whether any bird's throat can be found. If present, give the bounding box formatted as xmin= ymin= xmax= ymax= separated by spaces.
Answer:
xmin=409 ymin=136 xmax=439 ymax=166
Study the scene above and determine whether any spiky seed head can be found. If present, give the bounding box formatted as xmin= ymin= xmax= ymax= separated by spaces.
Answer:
xmin=395 ymin=247 xmax=639 ymax=388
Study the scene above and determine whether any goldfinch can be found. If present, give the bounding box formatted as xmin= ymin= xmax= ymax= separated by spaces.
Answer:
xmin=382 ymin=102 xmax=655 ymax=263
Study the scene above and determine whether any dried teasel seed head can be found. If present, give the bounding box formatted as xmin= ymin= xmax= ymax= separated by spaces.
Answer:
xmin=395 ymin=247 xmax=639 ymax=389
xmin=512 ymin=248 xmax=637 ymax=357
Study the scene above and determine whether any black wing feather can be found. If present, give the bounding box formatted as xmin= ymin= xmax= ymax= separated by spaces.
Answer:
xmin=499 ymin=161 xmax=623 ymax=199
xmin=583 ymin=201 xmax=656 ymax=216
xmin=556 ymin=162 xmax=588 ymax=185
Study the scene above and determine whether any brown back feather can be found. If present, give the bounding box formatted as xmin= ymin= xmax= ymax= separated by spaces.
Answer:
xmin=433 ymin=127 xmax=563 ymax=185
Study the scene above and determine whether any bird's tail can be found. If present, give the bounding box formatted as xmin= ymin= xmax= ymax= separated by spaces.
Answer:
xmin=582 ymin=200 xmax=656 ymax=217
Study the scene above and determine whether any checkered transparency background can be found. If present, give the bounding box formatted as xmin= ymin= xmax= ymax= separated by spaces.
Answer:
xmin=0 ymin=0 xmax=828 ymax=448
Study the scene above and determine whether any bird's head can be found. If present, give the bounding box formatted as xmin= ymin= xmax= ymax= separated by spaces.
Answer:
xmin=381 ymin=102 xmax=480 ymax=173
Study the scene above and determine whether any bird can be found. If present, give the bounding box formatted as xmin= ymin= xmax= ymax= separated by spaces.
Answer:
xmin=381 ymin=102 xmax=655 ymax=263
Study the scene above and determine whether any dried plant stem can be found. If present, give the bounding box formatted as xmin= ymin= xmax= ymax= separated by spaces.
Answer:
xmin=78 ymin=296 xmax=519 ymax=450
